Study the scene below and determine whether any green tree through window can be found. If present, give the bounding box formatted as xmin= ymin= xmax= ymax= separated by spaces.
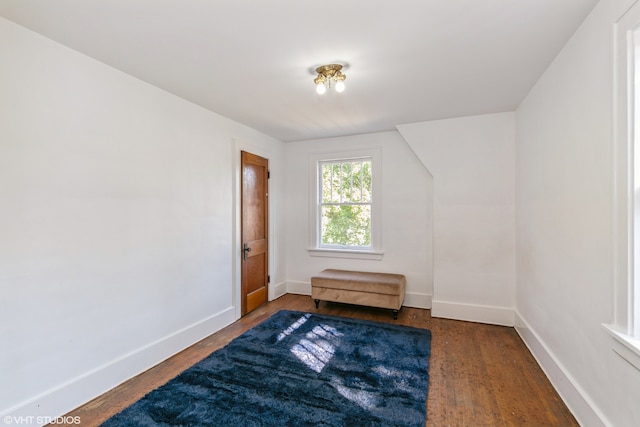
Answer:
xmin=319 ymin=158 xmax=372 ymax=248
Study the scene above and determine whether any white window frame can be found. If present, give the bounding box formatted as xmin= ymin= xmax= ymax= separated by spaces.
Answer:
xmin=308 ymin=148 xmax=383 ymax=260
xmin=606 ymin=4 xmax=640 ymax=370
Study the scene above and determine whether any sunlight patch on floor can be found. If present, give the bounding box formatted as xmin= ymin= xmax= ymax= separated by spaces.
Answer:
xmin=290 ymin=323 xmax=344 ymax=373
xmin=373 ymin=365 xmax=415 ymax=394
xmin=277 ymin=314 xmax=311 ymax=341
xmin=330 ymin=378 xmax=380 ymax=410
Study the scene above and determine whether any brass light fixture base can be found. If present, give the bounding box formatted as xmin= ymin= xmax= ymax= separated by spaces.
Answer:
xmin=314 ymin=64 xmax=347 ymax=90
xmin=315 ymin=64 xmax=343 ymax=79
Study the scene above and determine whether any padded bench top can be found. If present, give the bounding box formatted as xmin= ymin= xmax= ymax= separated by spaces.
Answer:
xmin=311 ymin=269 xmax=405 ymax=296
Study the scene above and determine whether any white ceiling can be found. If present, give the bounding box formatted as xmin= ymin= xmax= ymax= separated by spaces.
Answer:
xmin=0 ymin=0 xmax=598 ymax=142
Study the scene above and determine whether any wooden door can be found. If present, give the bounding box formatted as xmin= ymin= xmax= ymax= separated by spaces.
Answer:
xmin=241 ymin=151 xmax=269 ymax=315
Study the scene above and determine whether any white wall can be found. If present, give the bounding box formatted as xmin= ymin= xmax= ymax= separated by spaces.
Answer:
xmin=397 ymin=113 xmax=516 ymax=326
xmin=515 ymin=0 xmax=640 ymax=425
xmin=0 ymin=17 xmax=284 ymax=420
xmin=283 ymin=131 xmax=433 ymax=309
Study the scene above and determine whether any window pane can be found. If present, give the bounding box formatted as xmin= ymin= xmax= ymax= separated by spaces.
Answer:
xmin=331 ymin=163 xmax=341 ymax=202
xmin=341 ymin=161 xmax=353 ymax=203
xmin=361 ymin=161 xmax=372 ymax=202
xmin=321 ymin=205 xmax=371 ymax=247
xmin=351 ymin=161 xmax=362 ymax=202
xmin=321 ymin=164 xmax=332 ymax=203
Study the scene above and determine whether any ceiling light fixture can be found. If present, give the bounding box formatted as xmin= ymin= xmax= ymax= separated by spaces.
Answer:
xmin=313 ymin=64 xmax=346 ymax=94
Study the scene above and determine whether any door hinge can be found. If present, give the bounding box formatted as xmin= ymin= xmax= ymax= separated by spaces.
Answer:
xmin=268 ymin=170 xmax=271 ymax=179
xmin=268 ymin=275 xmax=271 ymax=283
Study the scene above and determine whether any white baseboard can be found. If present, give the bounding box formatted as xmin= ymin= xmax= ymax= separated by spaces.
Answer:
xmin=403 ymin=292 xmax=432 ymax=309
xmin=286 ymin=280 xmax=311 ymax=295
xmin=271 ymin=280 xmax=287 ymax=300
xmin=514 ymin=310 xmax=610 ymax=427
xmin=285 ymin=281 xmax=432 ymax=309
xmin=431 ymin=300 xmax=515 ymax=326
xmin=1 ymin=307 xmax=236 ymax=422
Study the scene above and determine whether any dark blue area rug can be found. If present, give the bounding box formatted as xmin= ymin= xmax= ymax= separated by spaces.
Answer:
xmin=101 ymin=310 xmax=431 ymax=426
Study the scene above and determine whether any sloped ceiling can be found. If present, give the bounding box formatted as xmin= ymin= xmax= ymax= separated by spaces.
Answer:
xmin=0 ymin=0 xmax=598 ymax=142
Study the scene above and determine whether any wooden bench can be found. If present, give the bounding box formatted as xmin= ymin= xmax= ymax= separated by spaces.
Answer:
xmin=311 ymin=269 xmax=406 ymax=319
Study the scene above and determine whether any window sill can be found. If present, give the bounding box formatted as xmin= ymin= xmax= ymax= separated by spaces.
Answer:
xmin=602 ymin=324 xmax=640 ymax=371
xmin=308 ymin=248 xmax=384 ymax=260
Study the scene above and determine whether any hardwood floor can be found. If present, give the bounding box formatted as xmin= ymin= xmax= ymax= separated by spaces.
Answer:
xmin=59 ymin=294 xmax=578 ymax=426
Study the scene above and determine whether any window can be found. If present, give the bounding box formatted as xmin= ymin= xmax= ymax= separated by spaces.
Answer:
xmin=606 ymin=4 xmax=640 ymax=368
xmin=308 ymin=148 xmax=382 ymax=259
xmin=319 ymin=158 xmax=372 ymax=248
xmin=631 ymin=28 xmax=640 ymax=338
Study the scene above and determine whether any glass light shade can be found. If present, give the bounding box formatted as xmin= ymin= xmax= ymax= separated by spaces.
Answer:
xmin=335 ymin=80 xmax=345 ymax=93
xmin=316 ymin=82 xmax=327 ymax=94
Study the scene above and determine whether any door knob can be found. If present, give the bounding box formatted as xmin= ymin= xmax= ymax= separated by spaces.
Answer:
xmin=243 ymin=243 xmax=252 ymax=260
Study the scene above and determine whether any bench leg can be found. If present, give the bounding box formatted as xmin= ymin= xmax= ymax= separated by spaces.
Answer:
xmin=392 ymin=309 xmax=399 ymax=320
xmin=314 ymin=299 xmax=320 ymax=309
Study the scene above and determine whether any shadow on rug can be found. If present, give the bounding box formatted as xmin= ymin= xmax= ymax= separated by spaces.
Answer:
xmin=101 ymin=310 xmax=431 ymax=426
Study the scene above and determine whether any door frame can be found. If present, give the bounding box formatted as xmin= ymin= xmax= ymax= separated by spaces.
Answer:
xmin=232 ymin=139 xmax=275 ymax=320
